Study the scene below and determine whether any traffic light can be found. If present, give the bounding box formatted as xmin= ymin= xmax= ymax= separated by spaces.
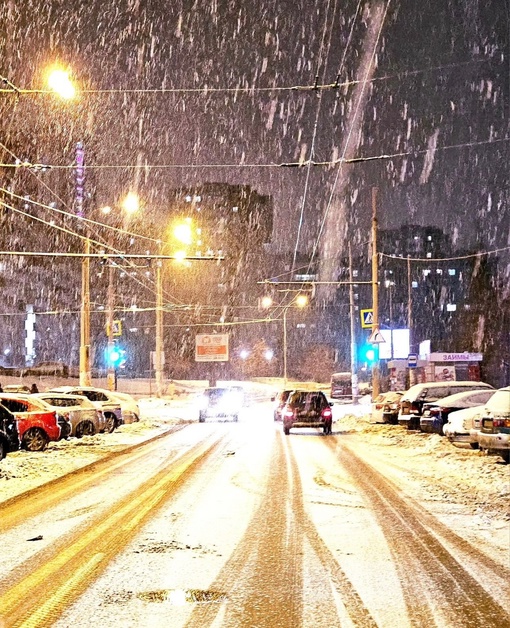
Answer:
xmin=359 ymin=343 xmax=379 ymax=365
xmin=106 ymin=346 xmax=122 ymax=368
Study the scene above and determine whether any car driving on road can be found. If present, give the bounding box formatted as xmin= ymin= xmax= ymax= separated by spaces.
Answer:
xmin=198 ymin=387 xmax=244 ymax=422
xmin=271 ymin=389 xmax=293 ymax=422
xmin=281 ymin=390 xmax=333 ymax=435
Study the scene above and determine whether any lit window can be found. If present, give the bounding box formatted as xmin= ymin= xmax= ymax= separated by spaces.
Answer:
xmin=194 ymin=195 xmax=201 ymax=202
xmin=423 ymin=269 xmax=431 ymax=277
xmin=426 ymin=252 xmax=432 ymax=258
xmin=412 ymin=281 xmax=418 ymax=288
xmin=448 ymin=268 xmax=456 ymax=276
xmin=436 ymin=268 xmax=442 ymax=275
xmin=185 ymin=195 xmax=192 ymax=202
xmin=446 ymin=304 xmax=457 ymax=312
xmin=353 ymin=269 xmax=359 ymax=277
xmin=427 ymin=235 xmax=432 ymax=241
xmin=232 ymin=206 xmax=239 ymax=212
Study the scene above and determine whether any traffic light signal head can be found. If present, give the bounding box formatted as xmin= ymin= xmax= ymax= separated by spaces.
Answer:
xmin=106 ymin=346 xmax=122 ymax=367
xmin=359 ymin=343 xmax=378 ymax=365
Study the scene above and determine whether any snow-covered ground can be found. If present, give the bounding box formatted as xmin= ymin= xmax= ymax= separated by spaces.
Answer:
xmin=0 ymin=378 xmax=508 ymax=532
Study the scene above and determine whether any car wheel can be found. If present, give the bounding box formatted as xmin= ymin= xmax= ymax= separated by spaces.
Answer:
xmin=60 ymin=422 xmax=72 ymax=440
xmin=469 ymin=442 xmax=479 ymax=450
xmin=0 ymin=440 xmax=5 ymax=460
xmin=22 ymin=428 xmax=48 ymax=452
xmin=104 ymin=414 xmax=116 ymax=433
xmin=198 ymin=412 xmax=205 ymax=423
xmin=232 ymin=414 xmax=239 ymax=422
xmin=283 ymin=426 xmax=290 ymax=435
xmin=323 ymin=422 xmax=332 ymax=435
xmin=501 ymin=450 xmax=510 ymax=464
xmin=76 ymin=421 xmax=96 ymax=438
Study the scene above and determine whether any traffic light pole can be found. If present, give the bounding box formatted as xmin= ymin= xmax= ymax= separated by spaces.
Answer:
xmin=107 ymin=262 xmax=116 ymax=391
xmin=348 ymin=244 xmax=359 ymax=404
xmin=155 ymin=259 xmax=163 ymax=398
xmin=371 ymin=187 xmax=380 ymax=399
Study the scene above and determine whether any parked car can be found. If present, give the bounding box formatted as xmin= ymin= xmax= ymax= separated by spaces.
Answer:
xmin=443 ymin=405 xmax=485 ymax=448
xmin=398 ymin=381 xmax=494 ymax=430
xmin=0 ymin=403 xmax=20 ymax=460
xmin=34 ymin=393 xmax=104 ymax=438
xmin=48 ymin=386 xmax=123 ymax=433
xmin=476 ymin=386 xmax=510 ymax=463
xmin=2 ymin=384 xmax=31 ymax=393
xmin=0 ymin=393 xmax=60 ymax=451
xmin=271 ymin=389 xmax=293 ymax=422
xmin=104 ymin=390 xmax=141 ymax=423
xmin=370 ymin=391 xmax=404 ymax=424
xmin=198 ymin=387 xmax=243 ymax=422
xmin=420 ymin=389 xmax=495 ymax=434
xmin=282 ymin=390 xmax=333 ymax=435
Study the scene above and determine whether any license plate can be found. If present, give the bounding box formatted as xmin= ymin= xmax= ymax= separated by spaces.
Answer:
xmin=483 ymin=419 xmax=493 ymax=429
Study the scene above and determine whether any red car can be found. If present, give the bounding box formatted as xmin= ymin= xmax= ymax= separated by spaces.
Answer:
xmin=0 ymin=394 xmax=61 ymax=451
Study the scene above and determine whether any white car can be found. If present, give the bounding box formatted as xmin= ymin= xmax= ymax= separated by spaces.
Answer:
xmin=443 ymin=405 xmax=485 ymax=448
xmin=370 ymin=391 xmax=403 ymax=424
xmin=101 ymin=390 xmax=141 ymax=424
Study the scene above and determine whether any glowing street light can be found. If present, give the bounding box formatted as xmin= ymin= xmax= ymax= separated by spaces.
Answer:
xmin=174 ymin=220 xmax=193 ymax=245
xmin=122 ymin=192 xmax=140 ymax=215
xmin=47 ymin=68 xmax=76 ymax=99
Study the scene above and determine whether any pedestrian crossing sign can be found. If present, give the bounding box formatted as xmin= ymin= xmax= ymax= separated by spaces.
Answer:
xmin=360 ymin=309 xmax=374 ymax=329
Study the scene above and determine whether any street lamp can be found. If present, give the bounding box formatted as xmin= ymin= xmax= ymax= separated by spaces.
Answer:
xmin=47 ymin=68 xmax=76 ymax=100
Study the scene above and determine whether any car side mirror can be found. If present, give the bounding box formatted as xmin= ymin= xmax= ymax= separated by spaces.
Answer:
xmin=271 ymin=396 xmax=275 ymax=402
xmin=329 ymin=402 xmax=334 ymax=407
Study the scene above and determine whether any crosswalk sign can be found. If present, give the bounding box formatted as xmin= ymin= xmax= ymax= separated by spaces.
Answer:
xmin=360 ymin=309 xmax=374 ymax=329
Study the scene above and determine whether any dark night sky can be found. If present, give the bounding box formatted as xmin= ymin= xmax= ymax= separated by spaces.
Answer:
xmin=1 ymin=0 xmax=508 ymax=267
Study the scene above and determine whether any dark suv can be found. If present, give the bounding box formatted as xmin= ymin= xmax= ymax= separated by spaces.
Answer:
xmin=282 ymin=390 xmax=333 ymax=435
xmin=0 ymin=402 xmax=20 ymax=460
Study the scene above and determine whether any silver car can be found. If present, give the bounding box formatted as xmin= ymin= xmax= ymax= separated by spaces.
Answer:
xmin=34 ymin=393 xmax=104 ymax=438
xmin=48 ymin=386 xmax=123 ymax=433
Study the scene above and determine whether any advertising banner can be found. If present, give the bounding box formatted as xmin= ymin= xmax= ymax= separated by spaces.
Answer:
xmin=195 ymin=334 xmax=229 ymax=362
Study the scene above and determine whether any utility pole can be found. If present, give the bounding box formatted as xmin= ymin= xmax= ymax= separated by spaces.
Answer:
xmin=348 ymin=244 xmax=359 ymax=404
xmin=79 ymin=237 xmax=92 ymax=386
xmin=371 ymin=187 xmax=380 ymax=398
xmin=407 ymin=254 xmax=416 ymax=386
xmin=283 ymin=308 xmax=288 ymax=387
xmin=155 ymin=256 xmax=164 ymax=397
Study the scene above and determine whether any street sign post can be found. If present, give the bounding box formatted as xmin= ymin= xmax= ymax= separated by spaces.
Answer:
xmin=408 ymin=353 xmax=418 ymax=368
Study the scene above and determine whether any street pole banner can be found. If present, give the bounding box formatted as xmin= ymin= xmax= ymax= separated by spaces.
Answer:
xmin=195 ymin=334 xmax=229 ymax=362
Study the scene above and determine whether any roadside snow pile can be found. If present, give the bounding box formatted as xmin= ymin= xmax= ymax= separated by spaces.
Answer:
xmin=335 ymin=410 xmax=510 ymax=522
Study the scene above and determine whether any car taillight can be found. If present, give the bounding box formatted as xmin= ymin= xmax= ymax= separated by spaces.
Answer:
xmin=376 ymin=404 xmax=383 ymax=410
xmin=322 ymin=408 xmax=332 ymax=418
xmin=430 ymin=408 xmax=440 ymax=417
xmin=493 ymin=418 xmax=510 ymax=428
